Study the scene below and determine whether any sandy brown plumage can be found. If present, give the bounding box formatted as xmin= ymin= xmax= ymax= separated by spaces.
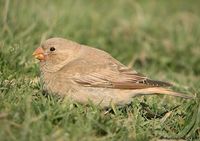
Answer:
xmin=33 ymin=37 xmax=193 ymax=107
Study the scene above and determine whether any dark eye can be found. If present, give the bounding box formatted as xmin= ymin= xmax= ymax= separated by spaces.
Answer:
xmin=50 ymin=47 xmax=55 ymax=51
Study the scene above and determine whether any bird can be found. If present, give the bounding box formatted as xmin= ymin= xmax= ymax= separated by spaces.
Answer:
xmin=33 ymin=37 xmax=193 ymax=108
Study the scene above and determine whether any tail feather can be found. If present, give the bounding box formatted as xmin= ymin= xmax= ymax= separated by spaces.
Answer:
xmin=132 ymin=87 xmax=194 ymax=99
xmin=145 ymin=79 xmax=172 ymax=87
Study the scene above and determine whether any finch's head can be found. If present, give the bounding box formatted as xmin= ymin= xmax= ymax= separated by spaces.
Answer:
xmin=33 ymin=37 xmax=80 ymax=72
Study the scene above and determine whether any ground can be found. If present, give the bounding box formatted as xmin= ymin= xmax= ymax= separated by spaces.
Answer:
xmin=0 ymin=0 xmax=200 ymax=141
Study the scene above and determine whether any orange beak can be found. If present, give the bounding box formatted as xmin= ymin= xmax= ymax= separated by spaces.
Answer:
xmin=32 ymin=47 xmax=45 ymax=61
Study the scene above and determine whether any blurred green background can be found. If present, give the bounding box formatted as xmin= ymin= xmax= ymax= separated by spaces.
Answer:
xmin=0 ymin=0 xmax=200 ymax=140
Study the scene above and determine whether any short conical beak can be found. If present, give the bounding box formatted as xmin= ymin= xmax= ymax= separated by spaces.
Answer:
xmin=32 ymin=47 xmax=45 ymax=61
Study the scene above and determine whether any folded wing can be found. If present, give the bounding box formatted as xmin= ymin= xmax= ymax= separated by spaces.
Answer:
xmin=73 ymin=65 xmax=172 ymax=89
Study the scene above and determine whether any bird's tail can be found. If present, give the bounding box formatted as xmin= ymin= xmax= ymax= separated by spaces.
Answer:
xmin=132 ymin=87 xmax=194 ymax=99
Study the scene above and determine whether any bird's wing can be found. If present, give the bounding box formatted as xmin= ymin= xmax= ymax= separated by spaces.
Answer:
xmin=69 ymin=48 xmax=172 ymax=89
xmin=73 ymin=67 xmax=171 ymax=89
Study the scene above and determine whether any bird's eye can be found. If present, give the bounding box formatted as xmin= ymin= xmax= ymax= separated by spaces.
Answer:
xmin=50 ymin=47 xmax=55 ymax=51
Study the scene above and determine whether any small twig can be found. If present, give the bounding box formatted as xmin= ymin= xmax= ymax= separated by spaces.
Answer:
xmin=128 ymin=55 xmax=136 ymax=68
xmin=3 ymin=0 xmax=10 ymax=25
xmin=160 ymin=111 xmax=173 ymax=123
xmin=2 ymin=0 xmax=11 ymax=34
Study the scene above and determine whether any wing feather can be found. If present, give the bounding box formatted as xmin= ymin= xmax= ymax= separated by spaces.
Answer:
xmin=63 ymin=46 xmax=172 ymax=89
xmin=73 ymin=68 xmax=172 ymax=89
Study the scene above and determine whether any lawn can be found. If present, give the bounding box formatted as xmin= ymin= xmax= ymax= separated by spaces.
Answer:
xmin=0 ymin=0 xmax=200 ymax=140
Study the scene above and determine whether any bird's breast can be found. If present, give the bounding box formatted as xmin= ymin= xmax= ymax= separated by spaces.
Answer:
xmin=40 ymin=70 xmax=77 ymax=96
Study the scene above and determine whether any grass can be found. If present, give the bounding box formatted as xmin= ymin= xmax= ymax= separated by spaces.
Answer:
xmin=0 ymin=0 xmax=200 ymax=140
